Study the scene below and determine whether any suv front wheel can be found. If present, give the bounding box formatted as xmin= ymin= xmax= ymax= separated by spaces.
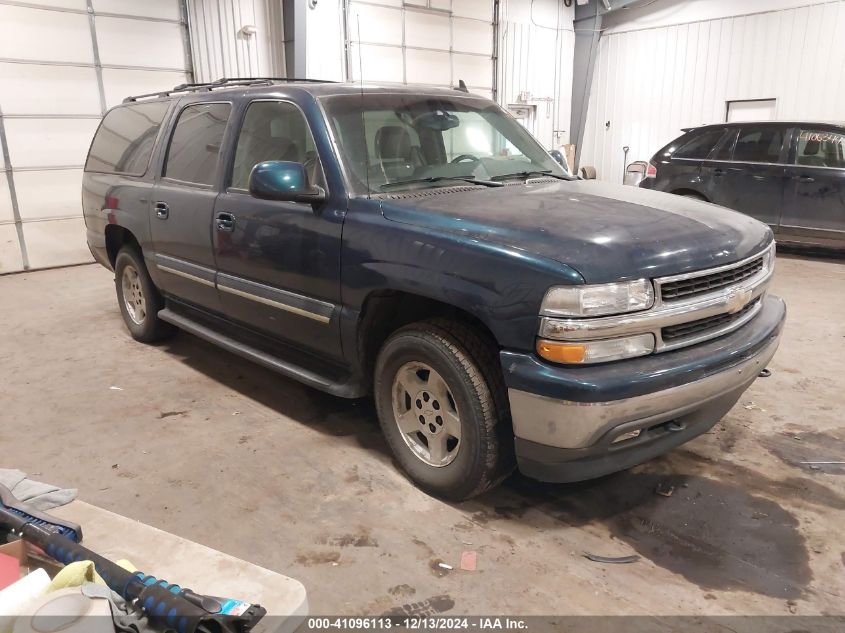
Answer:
xmin=374 ymin=319 xmax=513 ymax=500
xmin=114 ymin=246 xmax=174 ymax=343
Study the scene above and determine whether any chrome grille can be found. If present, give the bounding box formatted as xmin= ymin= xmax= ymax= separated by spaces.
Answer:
xmin=660 ymin=256 xmax=764 ymax=302
xmin=538 ymin=244 xmax=774 ymax=358
xmin=662 ymin=298 xmax=760 ymax=341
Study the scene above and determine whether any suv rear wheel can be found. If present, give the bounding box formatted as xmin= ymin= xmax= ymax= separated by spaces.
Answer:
xmin=114 ymin=247 xmax=174 ymax=343
xmin=374 ymin=319 xmax=513 ymax=500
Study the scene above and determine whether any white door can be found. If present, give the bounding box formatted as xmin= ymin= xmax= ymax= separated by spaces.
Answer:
xmin=346 ymin=0 xmax=494 ymax=99
xmin=0 ymin=1 xmax=191 ymax=273
xmin=726 ymin=99 xmax=777 ymax=123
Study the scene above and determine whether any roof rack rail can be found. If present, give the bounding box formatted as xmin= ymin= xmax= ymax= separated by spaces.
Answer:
xmin=213 ymin=77 xmax=339 ymax=84
xmin=123 ymin=76 xmax=339 ymax=103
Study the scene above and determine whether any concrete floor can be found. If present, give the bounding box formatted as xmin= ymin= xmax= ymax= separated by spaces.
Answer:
xmin=0 ymin=254 xmax=843 ymax=617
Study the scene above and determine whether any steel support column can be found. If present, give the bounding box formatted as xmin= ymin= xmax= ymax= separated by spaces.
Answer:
xmin=570 ymin=0 xmax=602 ymax=170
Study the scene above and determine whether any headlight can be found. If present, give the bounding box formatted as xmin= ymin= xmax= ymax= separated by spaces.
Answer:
xmin=540 ymin=279 xmax=655 ymax=317
xmin=537 ymin=333 xmax=655 ymax=364
xmin=764 ymin=240 xmax=776 ymax=273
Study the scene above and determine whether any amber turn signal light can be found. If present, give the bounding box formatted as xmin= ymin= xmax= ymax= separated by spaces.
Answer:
xmin=536 ymin=340 xmax=587 ymax=364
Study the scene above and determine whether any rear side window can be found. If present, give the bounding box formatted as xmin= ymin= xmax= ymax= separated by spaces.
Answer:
xmin=732 ymin=127 xmax=784 ymax=163
xmin=85 ymin=102 xmax=170 ymax=175
xmin=795 ymin=130 xmax=845 ymax=168
xmin=164 ymin=102 xmax=231 ymax=185
xmin=674 ymin=129 xmax=726 ymax=159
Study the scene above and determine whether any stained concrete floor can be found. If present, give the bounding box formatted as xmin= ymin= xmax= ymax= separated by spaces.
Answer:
xmin=0 ymin=254 xmax=843 ymax=617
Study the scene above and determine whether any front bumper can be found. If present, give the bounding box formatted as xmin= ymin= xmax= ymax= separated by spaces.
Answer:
xmin=503 ymin=294 xmax=785 ymax=483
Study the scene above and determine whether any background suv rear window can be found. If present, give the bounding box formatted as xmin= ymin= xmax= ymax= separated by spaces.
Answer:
xmin=84 ymin=102 xmax=170 ymax=176
xmin=164 ymin=102 xmax=231 ymax=186
xmin=674 ymin=129 xmax=726 ymax=159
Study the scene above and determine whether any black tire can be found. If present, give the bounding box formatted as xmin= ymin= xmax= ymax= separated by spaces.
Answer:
xmin=374 ymin=318 xmax=514 ymax=500
xmin=114 ymin=246 xmax=174 ymax=343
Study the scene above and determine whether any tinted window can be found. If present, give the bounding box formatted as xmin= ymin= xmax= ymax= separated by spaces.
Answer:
xmin=795 ymin=129 xmax=845 ymax=168
xmin=85 ymin=102 xmax=170 ymax=175
xmin=231 ymin=101 xmax=320 ymax=190
xmin=674 ymin=129 xmax=725 ymax=159
xmin=164 ymin=103 xmax=231 ymax=185
xmin=712 ymin=129 xmax=738 ymax=161
xmin=732 ymin=127 xmax=784 ymax=163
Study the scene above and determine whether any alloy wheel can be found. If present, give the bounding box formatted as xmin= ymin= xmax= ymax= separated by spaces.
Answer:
xmin=391 ymin=361 xmax=462 ymax=467
xmin=121 ymin=265 xmax=146 ymax=325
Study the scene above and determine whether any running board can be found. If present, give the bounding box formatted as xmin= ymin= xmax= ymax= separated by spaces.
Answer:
xmin=158 ymin=308 xmax=365 ymax=398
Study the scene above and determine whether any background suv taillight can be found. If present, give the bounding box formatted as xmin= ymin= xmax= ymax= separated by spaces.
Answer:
xmin=645 ymin=162 xmax=657 ymax=178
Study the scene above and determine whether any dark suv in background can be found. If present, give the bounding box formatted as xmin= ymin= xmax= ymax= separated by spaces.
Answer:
xmin=83 ymin=78 xmax=784 ymax=500
xmin=640 ymin=121 xmax=845 ymax=252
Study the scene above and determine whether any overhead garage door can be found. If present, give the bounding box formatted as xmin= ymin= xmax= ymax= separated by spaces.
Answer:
xmin=346 ymin=0 xmax=494 ymax=100
xmin=0 ymin=0 xmax=191 ymax=274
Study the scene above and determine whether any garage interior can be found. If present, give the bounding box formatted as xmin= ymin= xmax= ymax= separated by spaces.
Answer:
xmin=1 ymin=0 xmax=844 ymax=628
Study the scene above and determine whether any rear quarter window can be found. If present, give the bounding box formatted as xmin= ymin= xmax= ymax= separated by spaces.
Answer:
xmin=673 ymin=129 xmax=726 ymax=159
xmin=85 ymin=101 xmax=171 ymax=176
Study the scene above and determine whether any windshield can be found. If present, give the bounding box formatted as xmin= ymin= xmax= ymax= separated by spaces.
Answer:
xmin=320 ymin=93 xmax=569 ymax=195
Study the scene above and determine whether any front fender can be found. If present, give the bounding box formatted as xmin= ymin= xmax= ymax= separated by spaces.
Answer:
xmin=341 ymin=199 xmax=584 ymax=351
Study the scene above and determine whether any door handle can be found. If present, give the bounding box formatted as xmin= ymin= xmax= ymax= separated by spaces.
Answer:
xmin=713 ymin=168 xmax=725 ymax=177
xmin=795 ymin=175 xmax=815 ymax=183
xmin=216 ymin=212 xmax=236 ymax=232
xmin=154 ymin=202 xmax=169 ymax=219
xmin=751 ymin=174 xmax=766 ymax=181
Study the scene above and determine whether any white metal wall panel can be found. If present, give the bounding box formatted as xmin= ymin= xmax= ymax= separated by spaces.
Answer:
xmin=453 ymin=54 xmax=493 ymax=90
xmin=14 ymin=170 xmax=84 ymax=221
xmin=0 ymin=63 xmax=100 ymax=115
xmin=101 ymin=68 xmax=188 ymax=108
xmin=453 ymin=19 xmax=493 ymax=56
xmin=351 ymin=3 xmax=403 ymax=44
xmin=0 ymin=5 xmax=93 ymax=64
xmin=21 ymin=0 xmax=85 ymax=8
xmin=21 ymin=217 xmax=88 ymax=270
xmin=0 ymin=0 xmax=190 ymax=273
xmin=405 ymin=11 xmax=450 ymax=49
xmin=0 ymin=174 xmax=13 ymax=224
xmin=0 ymin=225 xmax=24 ymax=274
xmin=346 ymin=0 xmax=495 ymax=92
xmin=186 ymin=0 xmax=285 ymax=83
xmin=96 ymin=17 xmax=186 ymax=69
xmin=92 ymin=0 xmax=181 ymax=20
xmin=347 ymin=44 xmax=404 ymax=83
xmin=405 ymin=48 xmax=451 ymax=85
xmin=0 ymin=125 xmax=18 ymax=274
xmin=3 ymin=119 xmax=100 ymax=169
xmin=580 ymin=0 xmax=845 ymax=181
xmin=453 ymin=0 xmax=491 ymax=20
xmin=498 ymin=0 xmax=575 ymax=150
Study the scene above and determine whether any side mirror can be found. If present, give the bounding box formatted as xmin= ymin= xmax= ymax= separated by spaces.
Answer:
xmin=248 ymin=161 xmax=326 ymax=204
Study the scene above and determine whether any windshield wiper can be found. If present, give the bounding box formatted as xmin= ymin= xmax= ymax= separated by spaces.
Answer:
xmin=491 ymin=170 xmax=572 ymax=182
xmin=379 ymin=176 xmax=503 ymax=191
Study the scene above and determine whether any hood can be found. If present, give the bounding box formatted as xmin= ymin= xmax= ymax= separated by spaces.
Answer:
xmin=379 ymin=179 xmax=773 ymax=283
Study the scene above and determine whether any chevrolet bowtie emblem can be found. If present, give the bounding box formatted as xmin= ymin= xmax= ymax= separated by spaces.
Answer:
xmin=726 ymin=288 xmax=753 ymax=314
